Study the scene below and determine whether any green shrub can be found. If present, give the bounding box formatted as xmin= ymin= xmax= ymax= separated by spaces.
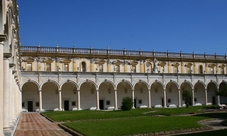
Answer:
xmin=121 ymin=97 xmax=133 ymax=111
xmin=182 ymin=90 xmax=192 ymax=108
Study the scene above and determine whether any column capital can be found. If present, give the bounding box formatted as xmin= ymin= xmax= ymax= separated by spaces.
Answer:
xmin=0 ymin=34 xmax=7 ymax=42
xmin=3 ymin=53 xmax=12 ymax=59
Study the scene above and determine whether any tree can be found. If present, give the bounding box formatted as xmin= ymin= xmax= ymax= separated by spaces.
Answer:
xmin=182 ymin=90 xmax=192 ymax=108
xmin=121 ymin=97 xmax=133 ymax=111
xmin=216 ymin=86 xmax=227 ymax=97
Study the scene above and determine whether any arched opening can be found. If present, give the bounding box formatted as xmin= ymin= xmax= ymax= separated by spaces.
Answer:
xmin=81 ymin=62 xmax=86 ymax=72
xmin=219 ymin=82 xmax=227 ymax=104
xmin=134 ymin=82 xmax=148 ymax=108
xmin=166 ymin=82 xmax=178 ymax=107
xmin=99 ymin=82 xmax=114 ymax=110
xmin=151 ymin=82 xmax=164 ymax=107
xmin=80 ymin=82 xmax=96 ymax=109
xmin=22 ymin=82 xmax=39 ymax=112
xmin=61 ymin=82 xmax=77 ymax=111
xmin=207 ymin=82 xmax=217 ymax=105
xmin=117 ymin=81 xmax=132 ymax=109
xmin=180 ymin=82 xmax=192 ymax=107
xmin=42 ymin=82 xmax=59 ymax=111
xmin=194 ymin=82 xmax=206 ymax=105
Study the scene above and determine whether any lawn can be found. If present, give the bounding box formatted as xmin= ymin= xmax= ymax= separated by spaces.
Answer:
xmin=63 ymin=116 xmax=207 ymax=136
xmin=42 ymin=106 xmax=227 ymax=136
xmin=42 ymin=106 xmax=207 ymax=122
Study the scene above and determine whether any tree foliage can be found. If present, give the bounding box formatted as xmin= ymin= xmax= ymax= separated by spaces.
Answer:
xmin=182 ymin=90 xmax=192 ymax=108
xmin=121 ymin=97 xmax=133 ymax=111
xmin=216 ymin=86 xmax=227 ymax=97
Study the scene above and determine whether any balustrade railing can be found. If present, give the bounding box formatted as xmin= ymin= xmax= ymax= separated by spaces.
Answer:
xmin=20 ymin=46 xmax=227 ymax=60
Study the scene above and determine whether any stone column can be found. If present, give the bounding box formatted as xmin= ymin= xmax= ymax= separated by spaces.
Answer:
xmin=77 ymin=90 xmax=81 ymax=110
xmin=192 ymin=89 xmax=195 ymax=106
xmin=205 ymin=88 xmax=208 ymax=105
xmin=131 ymin=89 xmax=135 ymax=109
xmin=178 ymin=89 xmax=181 ymax=107
xmin=39 ymin=90 xmax=42 ymax=112
xmin=58 ymin=90 xmax=62 ymax=111
xmin=163 ymin=89 xmax=167 ymax=108
xmin=148 ymin=89 xmax=151 ymax=108
xmin=0 ymin=41 xmax=4 ymax=136
xmin=96 ymin=90 xmax=100 ymax=110
xmin=3 ymin=56 xmax=10 ymax=129
xmin=114 ymin=90 xmax=118 ymax=110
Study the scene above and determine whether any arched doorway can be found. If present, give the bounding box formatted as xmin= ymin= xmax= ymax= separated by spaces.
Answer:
xmin=99 ymin=81 xmax=114 ymax=110
xmin=166 ymin=81 xmax=178 ymax=107
xmin=180 ymin=82 xmax=192 ymax=106
xmin=207 ymin=82 xmax=217 ymax=105
xmin=194 ymin=82 xmax=206 ymax=105
xmin=61 ymin=82 xmax=77 ymax=111
xmin=42 ymin=82 xmax=59 ymax=111
xmin=22 ymin=82 xmax=39 ymax=112
xmin=219 ymin=82 xmax=227 ymax=104
xmin=134 ymin=82 xmax=149 ymax=108
xmin=117 ymin=81 xmax=133 ymax=109
xmin=151 ymin=81 xmax=164 ymax=107
xmin=80 ymin=82 xmax=96 ymax=109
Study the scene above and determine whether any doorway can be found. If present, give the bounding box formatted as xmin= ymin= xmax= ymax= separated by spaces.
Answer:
xmin=134 ymin=99 xmax=137 ymax=108
xmin=64 ymin=100 xmax=69 ymax=111
xmin=212 ymin=96 xmax=216 ymax=105
xmin=28 ymin=101 xmax=33 ymax=112
xmin=99 ymin=100 xmax=104 ymax=110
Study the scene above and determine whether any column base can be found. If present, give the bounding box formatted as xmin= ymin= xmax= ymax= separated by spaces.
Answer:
xmin=3 ymin=127 xmax=12 ymax=136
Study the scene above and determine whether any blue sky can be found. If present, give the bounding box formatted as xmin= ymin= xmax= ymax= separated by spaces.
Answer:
xmin=18 ymin=0 xmax=227 ymax=55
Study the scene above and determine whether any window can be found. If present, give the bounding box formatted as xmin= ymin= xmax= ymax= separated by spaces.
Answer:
xmin=132 ymin=66 xmax=136 ymax=73
xmin=199 ymin=65 xmax=203 ymax=74
xmin=174 ymin=67 xmax=178 ymax=73
xmin=210 ymin=68 xmax=214 ymax=74
xmin=36 ymin=102 xmax=39 ymax=107
xmin=27 ymin=63 xmax=32 ymax=71
xmin=99 ymin=64 xmax=103 ymax=72
xmin=64 ymin=64 xmax=69 ymax=71
xmin=138 ymin=100 xmax=142 ymax=104
xmin=168 ymin=99 xmax=171 ymax=103
xmin=106 ymin=100 xmax=110 ymax=105
xmin=221 ymin=68 xmax=224 ymax=74
xmin=194 ymin=98 xmax=197 ymax=102
xmin=22 ymin=102 xmax=24 ymax=107
xmin=46 ymin=63 xmax=51 ymax=71
xmin=81 ymin=62 xmax=86 ymax=72
xmin=72 ymin=101 xmax=76 ymax=106
xmin=115 ymin=65 xmax=120 ymax=72
xmin=187 ymin=68 xmax=191 ymax=74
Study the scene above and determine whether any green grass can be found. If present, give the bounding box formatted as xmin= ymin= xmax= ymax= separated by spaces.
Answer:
xmin=63 ymin=116 xmax=207 ymax=136
xmin=42 ymin=106 xmax=227 ymax=136
xmin=42 ymin=106 xmax=207 ymax=122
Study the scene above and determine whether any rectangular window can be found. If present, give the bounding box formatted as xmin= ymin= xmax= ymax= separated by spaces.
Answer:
xmin=46 ymin=63 xmax=51 ymax=71
xmin=22 ymin=102 xmax=25 ymax=107
xmin=115 ymin=65 xmax=120 ymax=72
xmin=64 ymin=64 xmax=69 ymax=71
xmin=27 ymin=63 xmax=32 ymax=71
xmin=72 ymin=101 xmax=76 ymax=106
xmin=106 ymin=100 xmax=110 ymax=105
xmin=99 ymin=64 xmax=103 ymax=72
xmin=138 ymin=100 xmax=142 ymax=104
xmin=168 ymin=99 xmax=171 ymax=103
xmin=36 ymin=102 xmax=39 ymax=107
xmin=132 ymin=66 xmax=136 ymax=73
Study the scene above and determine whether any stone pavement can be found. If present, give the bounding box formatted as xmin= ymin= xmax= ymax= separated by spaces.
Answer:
xmin=14 ymin=113 xmax=71 ymax=136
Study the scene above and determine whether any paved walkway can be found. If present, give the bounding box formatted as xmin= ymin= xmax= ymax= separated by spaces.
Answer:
xmin=14 ymin=113 xmax=71 ymax=136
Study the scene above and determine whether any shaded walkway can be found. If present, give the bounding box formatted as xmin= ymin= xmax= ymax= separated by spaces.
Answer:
xmin=14 ymin=113 xmax=71 ymax=136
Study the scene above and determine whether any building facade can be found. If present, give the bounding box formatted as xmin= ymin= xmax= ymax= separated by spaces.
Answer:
xmin=1 ymin=0 xmax=227 ymax=136
xmin=0 ymin=0 xmax=21 ymax=136
xmin=20 ymin=46 xmax=227 ymax=112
